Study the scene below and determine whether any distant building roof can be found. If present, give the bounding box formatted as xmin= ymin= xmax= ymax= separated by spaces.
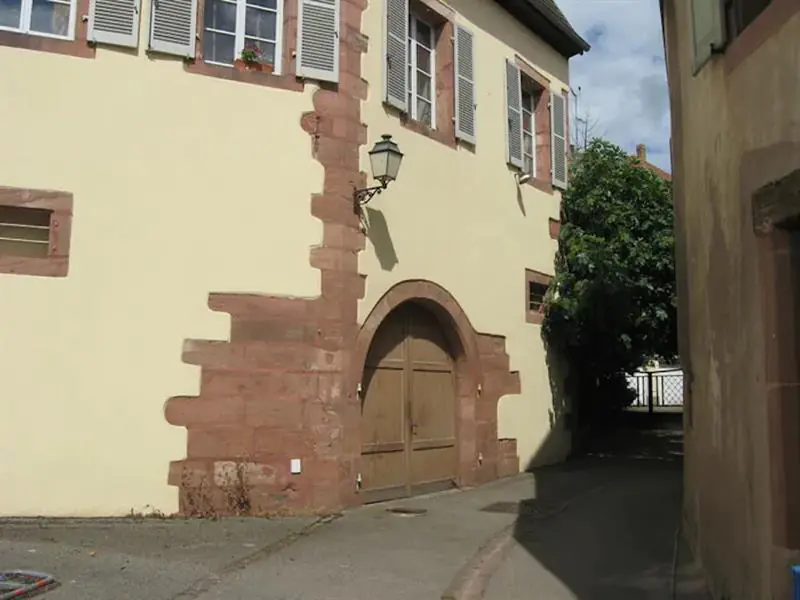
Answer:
xmin=494 ymin=0 xmax=591 ymax=58
xmin=634 ymin=144 xmax=672 ymax=182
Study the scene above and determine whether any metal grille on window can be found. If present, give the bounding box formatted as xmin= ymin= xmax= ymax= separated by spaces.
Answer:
xmin=528 ymin=282 xmax=546 ymax=313
xmin=0 ymin=206 xmax=51 ymax=259
xmin=407 ymin=15 xmax=435 ymax=127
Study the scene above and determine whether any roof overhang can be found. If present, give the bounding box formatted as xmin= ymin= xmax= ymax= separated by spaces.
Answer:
xmin=494 ymin=0 xmax=591 ymax=59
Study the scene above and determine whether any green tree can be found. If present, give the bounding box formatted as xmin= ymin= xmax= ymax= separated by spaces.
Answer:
xmin=543 ymin=138 xmax=676 ymax=417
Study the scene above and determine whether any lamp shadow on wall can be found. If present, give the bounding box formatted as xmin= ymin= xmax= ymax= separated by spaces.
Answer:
xmin=364 ymin=207 xmax=399 ymax=271
xmin=444 ymin=0 xmax=569 ymax=85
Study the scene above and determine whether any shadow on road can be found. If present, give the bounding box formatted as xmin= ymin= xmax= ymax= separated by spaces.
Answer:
xmin=506 ymin=410 xmax=710 ymax=599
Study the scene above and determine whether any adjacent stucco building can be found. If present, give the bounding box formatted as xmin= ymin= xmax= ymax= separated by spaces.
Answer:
xmin=661 ymin=0 xmax=800 ymax=597
xmin=0 ymin=0 xmax=587 ymax=516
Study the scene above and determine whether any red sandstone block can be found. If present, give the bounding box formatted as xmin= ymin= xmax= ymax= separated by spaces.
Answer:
xmin=314 ymin=137 xmax=359 ymax=170
xmin=244 ymin=396 xmax=306 ymax=427
xmin=309 ymin=246 xmax=359 ymax=272
xmin=230 ymin=319 xmax=319 ymax=344
xmin=164 ymin=396 xmax=245 ymax=427
xmin=187 ymin=426 xmax=254 ymax=459
xmin=313 ymin=89 xmax=360 ymax=121
xmin=498 ymin=438 xmax=518 ymax=456
xmin=337 ymin=73 xmax=369 ymax=102
xmin=201 ymin=370 xmax=320 ymax=400
xmin=168 ymin=459 xmax=213 ymax=487
xmin=322 ymin=222 xmax=366 ymax=252
xmin=208 ymin=293 xmax=318 ymax=320
xmin=252 ymin=426 xmax=312 ymax=456
xmin=476 ymin=334 xmax=507 ymax=355
xmin=182 ymin=339 xmax=345 ymax=372
xmin=497 ymin=456 xmax=520 ymax=478
xmin=323 ymin=168 xmax=367 ymax=197
xmin=310 ymin=194 xmax=362 ymax=229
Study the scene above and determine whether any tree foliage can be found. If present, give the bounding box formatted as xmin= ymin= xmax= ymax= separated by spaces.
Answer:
xmin=543 ymin=139 xmax=676 ymax=412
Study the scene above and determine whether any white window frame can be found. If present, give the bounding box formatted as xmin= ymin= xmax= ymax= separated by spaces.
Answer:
xmin=407 ymin=13 xmax=436 ymax=128
xmin=521 ymin=85 xmax=535 ymax=176
xmin=203 ymin=0 xmax=284 ymax=74
xmin=0 ymin=0 xmax=76 ymax=40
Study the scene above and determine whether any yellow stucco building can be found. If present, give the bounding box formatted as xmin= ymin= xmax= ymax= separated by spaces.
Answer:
xmin=0 ymin=0 xmax=587 ymax=516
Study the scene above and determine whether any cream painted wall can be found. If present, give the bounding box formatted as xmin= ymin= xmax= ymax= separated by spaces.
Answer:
xmin=0 ymin=30 xmax=320 ymax=515
xmin=358 ymin=0 xmax=570 ymax=470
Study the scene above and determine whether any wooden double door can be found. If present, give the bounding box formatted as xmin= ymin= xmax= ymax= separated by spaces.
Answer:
xmin=360 ymin=303 xmax=458 ymax=503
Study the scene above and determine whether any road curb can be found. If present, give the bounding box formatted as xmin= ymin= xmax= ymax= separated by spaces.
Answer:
xmin=441 ymin=525 xmax=515 ymax=600
xmin=441 ymin=478 xmax=615 ymax=600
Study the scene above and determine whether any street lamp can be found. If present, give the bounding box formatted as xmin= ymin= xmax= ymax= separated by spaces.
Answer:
xmin=353 ymin=134 xmax=404 ymax=208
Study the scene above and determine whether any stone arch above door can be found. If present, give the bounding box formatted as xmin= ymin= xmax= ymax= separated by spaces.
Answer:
xmin=353 ymin=280 xmax=522 ymax=488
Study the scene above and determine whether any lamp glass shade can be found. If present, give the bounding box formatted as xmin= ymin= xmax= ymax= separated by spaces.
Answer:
xmin=369 ymin=135 xmax=404 ymax=185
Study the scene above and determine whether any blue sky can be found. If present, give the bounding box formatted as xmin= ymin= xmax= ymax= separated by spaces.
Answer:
xmin=558 ymin=0 xmax=671 ymax=172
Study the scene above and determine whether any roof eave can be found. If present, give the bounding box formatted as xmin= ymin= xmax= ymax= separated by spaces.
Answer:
xmin=495 ymin=0 xmax=591 ymax=59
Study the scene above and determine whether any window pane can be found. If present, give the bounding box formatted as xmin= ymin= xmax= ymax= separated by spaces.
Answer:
xmin=414 ymin=19 xmax=432 ymax=46
xmin=521 ymin=90 xmax=533 ymax=111
xmin=30 ymin=0 xmax=70 ymax=36
xmin=522 ymin=109 xmax=532 ymax=133
xmin=524 ymin=156 xmax=534 ymax=176
xmin=416 ymin=44 xmax=431 ymax=73
xmin=247 ymin=0 xmax=276 ymax=9
xmin=244 ymin=38 xmax=275 ymax=65
xmin=245 ymin=6 xmax=276 ymax=40
xmin=416 ymin=71 xmax=431 ymax=101
xmin=0 ymin=0 xmax=22 ymax=29
xmin=416 ymin=98 xmax=432 ymax=125
xmin=204 ymin=0 xmax=236 ymax=32
xmin=523 ymin=133 xmax=533 ymax=155
xmin=203 ymin=30 xmax=236 ymax=64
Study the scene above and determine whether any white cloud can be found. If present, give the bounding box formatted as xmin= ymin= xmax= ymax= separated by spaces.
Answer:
xmin=558 ymin=0 xmax=671 ymax=172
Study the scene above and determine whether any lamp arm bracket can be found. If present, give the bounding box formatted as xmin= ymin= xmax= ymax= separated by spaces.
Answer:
xmin=353 ymin=183 xmax=387 ymax=207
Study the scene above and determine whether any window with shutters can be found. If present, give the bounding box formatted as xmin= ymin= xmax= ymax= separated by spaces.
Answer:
xmin=0 ymin=187 xmax=73 ymax=278
xmin=384 ymin=0 xmax=464 ymax=149
xmin=203 ymin=0 xmax=282 ymax=70
xmin=0 ymin=0 xmax=76 ymax=39
xmin=407 ymin=14 xmax=435 ymax=128
xmin=508 ymin=56 xmax=557 ymax=195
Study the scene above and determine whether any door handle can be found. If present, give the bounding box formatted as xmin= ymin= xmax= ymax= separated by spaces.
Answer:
xmin=410 ymin=422 xmax=418 ymax=436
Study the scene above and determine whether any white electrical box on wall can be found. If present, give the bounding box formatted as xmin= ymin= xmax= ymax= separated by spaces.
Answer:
xmin=290 ymin=458 xmax=302 ymax=474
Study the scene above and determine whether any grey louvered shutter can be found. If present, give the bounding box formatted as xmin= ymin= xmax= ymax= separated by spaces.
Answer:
xmin=88 ymin=0 xmax=142 ymax=47
xmin=551 ymin=92 xmax=567 ymax=189
xmin=690 ymin=0 xmax=725 ymax=73
xmin=297 ymin=0 xmax=340 ymax=82
xmin=454 ymin=24 xmax=476 ymax=145
xmin=505 ymin=59 xmax=523 ymax=169
xmin=149 ymin=0 xmax=197 ymax=57
xmin=384 ymin=0 xmax=408 ymax=111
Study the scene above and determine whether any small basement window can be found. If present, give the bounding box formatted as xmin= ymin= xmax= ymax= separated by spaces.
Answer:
xmin=0 ymin=186 xmax=73 ymax=278
xmin=525 ymin=269 xmax=552 ymax=325
xmin=0 ymin=206 xmax=52 ymax=259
